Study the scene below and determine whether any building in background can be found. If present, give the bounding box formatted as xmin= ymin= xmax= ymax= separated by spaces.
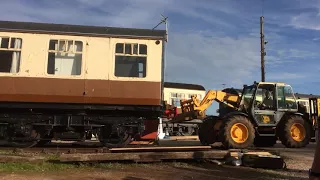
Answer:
xmin=163 ymin=82 xmax=206 ymax=108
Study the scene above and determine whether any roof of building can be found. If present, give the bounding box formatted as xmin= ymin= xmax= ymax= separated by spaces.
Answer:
xmin=0 ymin=20 xmax=167 ymax=39
xmin=164 ymin=82 xmax=206 ymax=91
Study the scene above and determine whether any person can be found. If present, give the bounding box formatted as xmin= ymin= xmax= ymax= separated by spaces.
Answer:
xmin=259 ymin=90 xmax=274 ymax=110
xmin=310 ymin=128 xmax=320 ymax=179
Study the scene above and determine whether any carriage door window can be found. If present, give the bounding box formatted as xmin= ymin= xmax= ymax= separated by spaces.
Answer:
xmin=114 ymin=43 xmax=147 ymax=78
xmin=47 ymin=39 xmax=83 ymax=76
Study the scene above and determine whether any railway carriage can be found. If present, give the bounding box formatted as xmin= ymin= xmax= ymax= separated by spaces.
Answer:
xmin=0 ymin=20 xmax=167 ymax=147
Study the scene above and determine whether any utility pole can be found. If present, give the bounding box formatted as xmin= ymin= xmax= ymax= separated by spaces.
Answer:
xmin=260 ymin=16 xmax=266 ymax=82
xmin=152 ymin=14 xmax=169 ymax=102
xmin=152 ymin=14 xmax=168 ymax=42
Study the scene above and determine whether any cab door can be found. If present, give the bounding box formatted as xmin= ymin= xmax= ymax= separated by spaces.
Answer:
xmin=275 ymin=84 xmax=299 ymax=123
xmin=252 ymin=83 xmax=279 ymax=126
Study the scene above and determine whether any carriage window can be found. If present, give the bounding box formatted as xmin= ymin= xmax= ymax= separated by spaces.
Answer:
xmin=115 ymin=43 xmax=124 ymax=53
xmin=139 ymin=44 xmax=147 ymax=55
xmin=0 ymin=37 xmax=22 ymax=73
xmin=114 ymin=43 xmax=147 ymax=78
xmin=47 ymin=39 xmax=83 ymax=76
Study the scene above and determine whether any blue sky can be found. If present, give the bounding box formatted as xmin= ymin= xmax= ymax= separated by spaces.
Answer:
xmin=1 ymin=0 xmax=320 ymax=114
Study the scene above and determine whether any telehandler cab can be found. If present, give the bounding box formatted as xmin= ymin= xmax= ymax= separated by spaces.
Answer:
xmin=172 ymin=81 xmax=312 ymax=149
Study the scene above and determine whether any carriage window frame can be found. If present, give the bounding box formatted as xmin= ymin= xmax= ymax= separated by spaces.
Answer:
xmin=0 ymin=36 xmax=23 ymax=74
xmin=114 ymin=42 xmax=148 ymax=78
xmin=46 ymin=39 xmax=83 ymax=76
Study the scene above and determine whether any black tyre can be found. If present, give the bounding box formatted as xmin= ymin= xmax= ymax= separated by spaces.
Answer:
xmin=9 ymin=127 xmax=41 ymax=148
xmin=278 ymin=115 xmax=311 ymax=148
xmin=36 ymin=132 xmax=53 ymax=147
xmin=98 ymin=125 xmax=133 ymax=148
xmin=198 ymin=116 xmax=217 ymax=145
xmin=254 ymin=136 xmax=277 ymax=147
xmin=100 ymin=133 xmax=132 ymax=148
xmin=219 ymin=115 xmax=255 ymax=149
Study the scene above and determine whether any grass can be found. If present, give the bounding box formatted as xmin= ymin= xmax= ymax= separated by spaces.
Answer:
xmin=0 ymin=149 xmax=202 ymax=172
xmin=0 ymin=162 xmax=76 ymax=172
xmin=0 ymin=148 xmax=189 ymax=173
xmin=0 ymin=150 xmax=79 ymax=172
xmin=0 ymin=159 xmax=194 ymax=173
xmin=0 ymin=162 xmax=134 ymax=172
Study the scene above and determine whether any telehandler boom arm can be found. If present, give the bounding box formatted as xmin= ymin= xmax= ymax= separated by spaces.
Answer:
xmin=187 ymin=90 xmax=239 ymax=111
xmin=169 ymin=90 xmax=240 ymax=123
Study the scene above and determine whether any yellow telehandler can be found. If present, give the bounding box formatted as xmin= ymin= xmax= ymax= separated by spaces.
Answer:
xmin=168 ymin=81 xmax=313 ymax=149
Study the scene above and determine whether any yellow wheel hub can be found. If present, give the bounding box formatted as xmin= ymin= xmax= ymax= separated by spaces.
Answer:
xmin=290 ymin=123 xmax=306 ymax=142
xmin=230 ymin=123 xmax=249 ymax=143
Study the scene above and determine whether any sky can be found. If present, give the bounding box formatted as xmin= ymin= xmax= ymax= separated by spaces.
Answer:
xmin=1 ymin=0 xmax=320 ymax=114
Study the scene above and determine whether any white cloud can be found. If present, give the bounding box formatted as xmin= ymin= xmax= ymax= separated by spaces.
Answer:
xmin=313 ymin=37 xmax=320 ymax=41
xmin=290 ymin=12 xmax=320 ymax=30
xmin=286 ymin=0 xmax=320 ymax=30
xmin=164 ymin=32 xmax=261 ymax=88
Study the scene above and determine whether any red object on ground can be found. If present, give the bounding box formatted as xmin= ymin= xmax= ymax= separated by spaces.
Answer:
xmin=139 ymin=105 xmax=178 ymax=140
xmin=140 ymin=119 xmax=159 ymax=140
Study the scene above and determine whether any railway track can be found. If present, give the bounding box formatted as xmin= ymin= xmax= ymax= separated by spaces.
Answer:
xmin=0 ymin=140 xmax=284 ymax=165
xmin=0 ymin=145 xmax=217 ymax=154
xmin=0 ymin=147 xmax=111 ymax=154
xmin=0 ymin=145 xmax=273 ymax=156
xmin=0 ymin=138 xmax=286 ymax=155
xmin=0 ymin=140 xmax=223 ymax=155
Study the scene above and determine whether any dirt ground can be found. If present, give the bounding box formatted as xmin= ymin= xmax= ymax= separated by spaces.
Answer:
xmin=0 ymin=141 xmax=314 ymax=180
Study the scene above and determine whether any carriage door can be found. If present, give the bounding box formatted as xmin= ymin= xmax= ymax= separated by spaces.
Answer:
xmin=47 ymin=39 xmax=85 ymax=102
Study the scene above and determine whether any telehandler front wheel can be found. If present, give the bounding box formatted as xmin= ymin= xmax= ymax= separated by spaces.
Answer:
xmin=220 ymin=115 xmax=255 ymax=149
xmin=278 ymin=115 xmax=311 ymax=148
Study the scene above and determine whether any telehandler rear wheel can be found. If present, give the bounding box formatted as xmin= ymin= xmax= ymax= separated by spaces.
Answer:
xmin=278 ymin=115 xmax=311 ymax=148
xmin=220 ymin=115 xmax=255 ymax=149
